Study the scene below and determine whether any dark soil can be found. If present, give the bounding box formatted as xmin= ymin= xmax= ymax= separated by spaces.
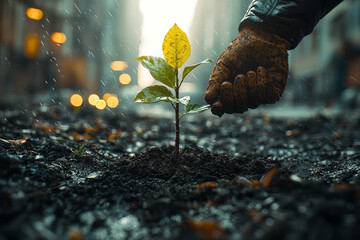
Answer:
xmin=0 ymin=104 xmax=359 ymax=240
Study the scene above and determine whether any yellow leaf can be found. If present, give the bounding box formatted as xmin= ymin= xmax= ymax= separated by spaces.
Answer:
xmin=162 ymin=24 xmax=191 ymax=69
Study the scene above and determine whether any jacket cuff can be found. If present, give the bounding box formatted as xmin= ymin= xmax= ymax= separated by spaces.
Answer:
xmin=239 ymin=0 xmax=343 ymax=50
xmin=239 ymin=17 xmax=300 ymax=50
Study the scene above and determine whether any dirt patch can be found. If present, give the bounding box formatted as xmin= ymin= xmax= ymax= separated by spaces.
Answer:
xmin=0 ymin=104 xmax=359 ymax=239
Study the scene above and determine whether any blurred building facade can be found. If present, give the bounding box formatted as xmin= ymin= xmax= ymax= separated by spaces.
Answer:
xmin=287 ymin=0 xmax=360 ymax=108
xmin=0 ymin=0 xmax=142 ymax=102
xmin=189 ymin=0 xmax=360 ymax=108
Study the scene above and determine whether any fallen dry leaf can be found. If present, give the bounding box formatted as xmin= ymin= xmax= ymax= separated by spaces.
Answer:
xmin=258 ymin=166 xmax=278 ymax=188
xmin=108 ymin=134 xmax=116 ymax=142
xmin=67 ymin=227 xmax=84 ymax=240
xmin=247 ymin=209 xmax=265 ymax=222
xmin=0 ymin=137 xmax=28 ymax=149
xmin=84 ymin=125 xmax=100 ymax=133
xmin=232 ymin=166 xmax=278 ymax=188
xmin=328 ymin=183 xmax=351 ymax=192
xmin=73 ymin=133 xmax=84 ymax=141
xmin=196 ymin=181 xmax=217 ymax=189
xmin=39 ymin=123 xmax=53 ymax=132
xmin=286 ymin=129 xmax=299 ymax=137
xmin=108 ymin=128 xmax=122 ymax=142
xmin=232 ymin=176 xmax=253 ymax=187
xmin=187 ymin=218 xmax=224 ymax=240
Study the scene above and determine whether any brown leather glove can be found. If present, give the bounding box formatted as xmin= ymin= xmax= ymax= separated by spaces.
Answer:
xmin=205 ymin=26 xmax=290 ymax=117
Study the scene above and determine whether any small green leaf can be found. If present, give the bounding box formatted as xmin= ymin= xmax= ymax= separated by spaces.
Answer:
xmin=178 ymin=96 xmax=190 ymax=106
xmin=182 ymin=59 xmax=212 ymax=81
xmin=182 ymin=104 xmax=211 ymax=115
xmin=73 ymin=145 xmax=88 ymax=157
xmin=134 ymin=85 xmax=175 ymax=104
xmin=136 ymin=56 xmax=176 ymax=89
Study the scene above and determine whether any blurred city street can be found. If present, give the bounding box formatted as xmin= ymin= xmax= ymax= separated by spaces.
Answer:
xmin=1 ymin=0 xmax=360 ymax=239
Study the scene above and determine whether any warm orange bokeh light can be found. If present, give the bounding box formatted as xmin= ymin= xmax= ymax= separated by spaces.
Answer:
xmin=26 ymin=8 xmax=43 ymax=20
xmin=110 ymin=61 xmax=128 ymax=71
xmin=51 ymin=32 xmax=67 ymax=44
xmin=106 ymin=96 xmax=119 ymax=108
xmin=102 ymin=93 xmax=112 ymax=102
xmin=88 ymin=94 xmax=100 ymax=106
xmin=24 ymin=35 xmax=40 ymax=58
xmin=119 ymin=73 xmax=131 ymax=85
xmin=95 ymin=100 xmax=107 ymax=110
xmin=70 ymin=94 xmax=83 ymax=107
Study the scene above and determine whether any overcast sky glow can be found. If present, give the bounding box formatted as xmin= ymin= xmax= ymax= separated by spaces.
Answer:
xmin=138 ymin=0 xmax=198 ymax=88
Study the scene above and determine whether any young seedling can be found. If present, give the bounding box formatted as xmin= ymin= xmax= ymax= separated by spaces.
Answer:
xmin=72 ymin=144 xmax=88 ymax=157
xmin=135 ymin=24 xmax=211 ymax=164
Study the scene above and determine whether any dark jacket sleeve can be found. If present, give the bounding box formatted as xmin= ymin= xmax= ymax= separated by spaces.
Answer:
xmin=239 ymin=0 xmax=343 ymax=49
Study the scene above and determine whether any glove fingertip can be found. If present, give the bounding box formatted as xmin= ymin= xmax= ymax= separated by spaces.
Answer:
xmin=211 ymin=101 xmax=224 ymax=117
xmin=256 ymin=66 xmax=267 ymax=105
xmin=205 ymin=90 xmax=217 ymax=104
xmin=205 ymin=81 xmax=220 ymax=104
xmin=220 ymin=82 xmax=234 ymax=114
xmin=247 ymin=70 xmax=259 ymax=109
xmin=233 ymin=74 xmax=248 ymax=113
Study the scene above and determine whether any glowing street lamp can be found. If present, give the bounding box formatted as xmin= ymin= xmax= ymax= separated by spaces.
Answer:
xmin=110 ymin=61 xmax=128 ymax=71
xmin=24 ymin=34 xmax=40 ymax=58
xmin=70 ymin=94 xmax=83 ymax=107
xmin=106 ymin=95 xmax=119 ymax=108
xmin=102 ymin=93 xmax=112 ymax=102
xmin=51 ymin=32 xmax=66 ymax=44
xmin=119 ymin=73 xmax=131 ymax=85
xmin=26 ymin=8 xmax=43 ymax=20
xmin=88 ymin=94 xmax=100 ymax=106
xmin=95 ymin=100 xmax=106 ymax=110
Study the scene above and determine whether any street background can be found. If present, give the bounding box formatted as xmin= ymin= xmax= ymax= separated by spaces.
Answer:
xmin=1 ymin=0 xmax=360 ymax=116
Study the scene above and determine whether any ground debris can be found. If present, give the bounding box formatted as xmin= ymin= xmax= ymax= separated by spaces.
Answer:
xmin=232 ymin=166 xmax=278 ymax=188
xmin=0 ymin=103 xmax=360 ymax=240
xmin=187 ymin=218 xmax=224 ymax=240
xmin=0 ymin=137 xmax=28 ymax=149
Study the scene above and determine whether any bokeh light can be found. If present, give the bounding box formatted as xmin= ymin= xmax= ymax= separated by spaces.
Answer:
xmin=119 ymin=73 xmax=131 ymax=85
xmin=102 ymin=93 xmax=112 ymax=102
xmin=88 ymin=94 xmax=100 ymax=106
xmin=95 ymin=99 xmax=107 ymax=110
xmin=70 ymin=94 xmax=83 ymax=107
xmin=24 ymin=35 xmax=40 ymax=58
xmin=51 ymin=32 xmax=67 ymax=44
xmin=106 ymin=95 xmax=119 ymax=108
xmin=26 ymin=8 xmax=43 ymax=20
xmin=110 ymin=61 xmax=128 ymax=71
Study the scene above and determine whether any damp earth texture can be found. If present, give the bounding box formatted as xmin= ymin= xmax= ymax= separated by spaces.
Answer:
xmin=0 ymin=104 xmax=360 ymax=240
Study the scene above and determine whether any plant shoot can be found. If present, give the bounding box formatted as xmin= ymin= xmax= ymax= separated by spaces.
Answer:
xmin=134 ymin=24 xmax=211 ymax=164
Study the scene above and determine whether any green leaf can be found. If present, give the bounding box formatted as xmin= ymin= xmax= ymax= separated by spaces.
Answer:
xmin=73 ymin=145 xmax=88 ymax=157
xmin=134 ymin=85 xmax=175 ymax=104
xmin=182 ymin=104 xmax=211 ymax=115
xmin=136 ymin=56 xmax=176 ymax=89
xmin=134 ymin=86 xmax=193 ymax=106
xmin=178 ymin=96 xmax=190 ymax=106
xmin=182 ymin=59 xmax=212 ymax=81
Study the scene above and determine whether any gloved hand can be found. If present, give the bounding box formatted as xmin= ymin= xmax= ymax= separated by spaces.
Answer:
xmin=205 ymin=26 xmax=290 ymax=117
